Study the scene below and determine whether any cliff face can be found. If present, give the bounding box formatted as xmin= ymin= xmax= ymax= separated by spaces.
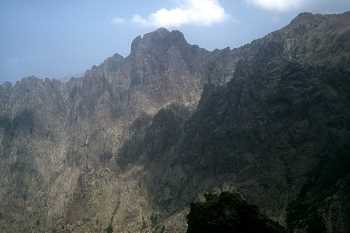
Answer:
xmin=0 ymin=12 xmax=349 ymax=233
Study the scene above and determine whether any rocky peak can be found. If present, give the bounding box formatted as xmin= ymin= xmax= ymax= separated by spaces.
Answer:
xmin=106 ymin=53 xmax=124 ymax=65
xmin=291 ymin=12 xmax=320 ymax=23
xmin=287 ymin=12 xmax=326 ymax=32
xmin=130 ymin=28 xmax=188 ymax=56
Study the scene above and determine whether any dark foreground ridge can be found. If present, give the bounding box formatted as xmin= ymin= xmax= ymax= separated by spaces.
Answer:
xmin=187 ymin=192 xmax=286 ymax=233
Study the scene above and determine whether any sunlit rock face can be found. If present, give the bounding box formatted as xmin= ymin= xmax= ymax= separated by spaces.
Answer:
xmin=0 ymin=12 xmax=350 ymax=233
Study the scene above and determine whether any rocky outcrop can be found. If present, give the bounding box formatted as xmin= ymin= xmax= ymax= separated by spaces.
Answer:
xmin=186 ymin=192 xmax=286 ymax=233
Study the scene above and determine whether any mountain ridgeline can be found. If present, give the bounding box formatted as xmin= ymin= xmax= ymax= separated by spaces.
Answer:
xmin=0 ymin=11 xmax=349 ymax=233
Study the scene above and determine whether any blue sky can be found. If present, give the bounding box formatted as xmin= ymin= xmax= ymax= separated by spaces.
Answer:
xmin=1 ymin=0 xmax=350 ymax=82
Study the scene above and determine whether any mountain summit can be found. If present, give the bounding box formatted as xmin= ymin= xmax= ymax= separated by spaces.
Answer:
xmin=130 ymin=28 xmax=188 ymax=55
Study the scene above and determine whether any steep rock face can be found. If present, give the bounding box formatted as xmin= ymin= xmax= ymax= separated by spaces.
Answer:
xmin=236 ymin=12 xmax=350 ymax=68
xmin=0 ymin=12 xmax=349 ymax=233
xmin=0 ymin=28 xmax=212 ymax=233
xmin=178 ymin=61 xmax=350 ymax=223
xmin=53 ymin=29 xmax=211 ymax=233
xmin=118 ymin=44 xmax=350 ymax=232
xmin=0 ymin=77 xmax=68 ymax=232
xmin=121 ymin=61 xmax=350 ymax=232
xmin=82 ymin=28 xmax=210 ymax=117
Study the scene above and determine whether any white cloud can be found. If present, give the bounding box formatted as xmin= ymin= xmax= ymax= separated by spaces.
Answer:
xmin=112 ymin=17 xmax=126 ymax=24
xmin=132 ymin=0 xmax=229 ymax=28
xmin=247 ymin=0 xmax=304 ymax=12
xmin=132 ymin=15 xmax=149 ymax=25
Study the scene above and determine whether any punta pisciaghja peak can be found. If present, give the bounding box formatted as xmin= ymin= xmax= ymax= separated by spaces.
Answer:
xmin=130 ymin=28 xmax=189 ymax=55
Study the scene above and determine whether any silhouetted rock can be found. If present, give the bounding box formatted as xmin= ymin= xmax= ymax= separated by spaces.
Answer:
xmin=187 ymin=192 xmax=286 ymax=233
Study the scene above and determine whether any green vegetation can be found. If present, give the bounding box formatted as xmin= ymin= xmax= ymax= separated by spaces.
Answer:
xmin=105 ymin=224 xmax=113 ymax=233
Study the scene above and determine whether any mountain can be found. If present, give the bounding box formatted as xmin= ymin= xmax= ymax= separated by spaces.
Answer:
xmin=0 ymin=11 xmax=349 ymax=233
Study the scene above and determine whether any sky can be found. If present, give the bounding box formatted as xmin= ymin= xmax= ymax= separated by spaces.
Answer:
xmin=1 ymin=0 xmax=350 ymax=82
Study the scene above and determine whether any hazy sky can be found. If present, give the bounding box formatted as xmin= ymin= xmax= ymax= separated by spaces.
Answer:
xmin=1 ymin=0 xmax=349 ymax=82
